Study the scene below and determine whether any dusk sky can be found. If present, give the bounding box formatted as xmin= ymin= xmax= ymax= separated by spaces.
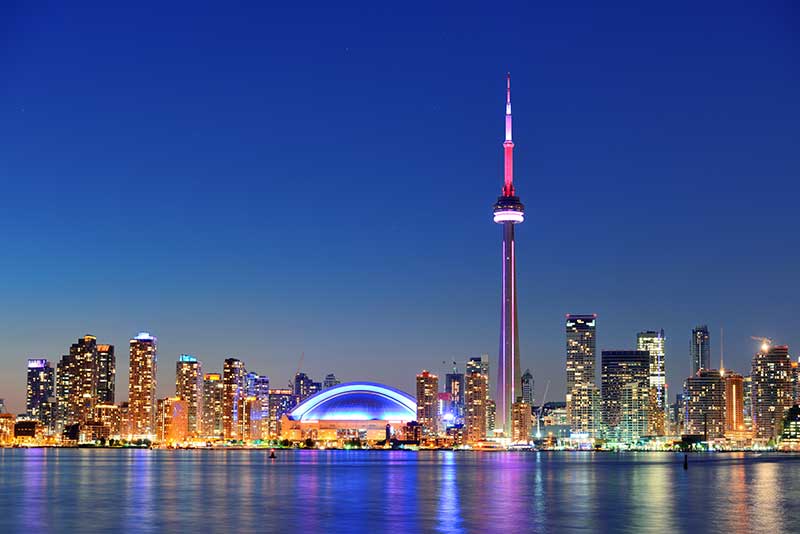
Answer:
xmin=1 ymin=2 xmax=798 ymax=413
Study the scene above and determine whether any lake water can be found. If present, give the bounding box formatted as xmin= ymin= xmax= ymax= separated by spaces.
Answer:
xmin=0 ymin=449 xmax=797 ymax=533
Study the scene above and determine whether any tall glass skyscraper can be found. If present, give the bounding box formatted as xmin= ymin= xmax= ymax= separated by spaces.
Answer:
xmin=691 ymin=325 xmax=711 ymax=375
xmin=128 ymin=332 xmax=157 ymax=438
xmin=637 ymin=329 xmax=666 ymax=435
xmin=566 ymin=314 xmax=598 ymax=436
xmin=600 ymin=350 xmax=649 ymax=440
xmin=176 ymin=354 xmax=203 ymax=437
xmin=26 ymin=359 xmax=55 ymax=429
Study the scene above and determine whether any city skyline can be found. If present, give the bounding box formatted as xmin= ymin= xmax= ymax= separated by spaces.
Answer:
xmin=2 ymin=3 xmax=799 ymax=413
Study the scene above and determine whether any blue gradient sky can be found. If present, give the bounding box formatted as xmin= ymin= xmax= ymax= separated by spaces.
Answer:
xmin=1 ymin=1 xmax=798 ymax=413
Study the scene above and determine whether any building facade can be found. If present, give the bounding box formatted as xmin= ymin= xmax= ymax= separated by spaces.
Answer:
xmin=202 ymin=373 xmax=224 ymax=438
xmin=691 ymin=325 xmax=711 ymax=375
xmin=128 ymin=332 xmax=158 ymax=438
xmin=752 ymin=344 xmax=793 ymax=442
xmin=176 ymin=354 xmax=203 ymax=437
xmin=223 ymin=358 xmax=246 ymax=440
xmin=566 ymin=314 xmax=598 ymax=436
xmin=416 ymin=370 xmax=439 ymax=436
xmin=685 ymin=369 xmax=726 ymax=440
xmin=600 ymin=350 xmax=649 ymax=440
xmin=637 ymin=330 xmax=666 ymax=435
xmin=26 ymin=359 xmax=55 ymax=430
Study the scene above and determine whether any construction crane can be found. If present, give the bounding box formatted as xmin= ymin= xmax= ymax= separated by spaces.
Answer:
xmin=535 ymin=380 xmax=550 ymax=439
xmin=751 ymin=336 xmax=773 ymax=353
xmin=288 ymin=352 xmax=304 ymax=389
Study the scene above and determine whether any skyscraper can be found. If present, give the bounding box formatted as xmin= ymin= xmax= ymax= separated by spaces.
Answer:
xmin=724 ymin=371 xmax=745 ymax=433
xmin=416 ymin=370 xmax=439 ymax=436
xmin=294 ymin=372 xmax=321 ymax=401
xmin=691 ymin=325 xmax=711 ymax=375
xmin=26 ymin=359 xmax=55 ymax=429
xmin=128 ymin=332 xmax=157 ymax=438
xmin=637 ymin=330 xmax=666 ymax=435
xmin=445 ymin=371 xmax=465 ymax=423
xmin=223 ymin=358 xmax=246 ymax=440
xmin=752 ymin=343 xmax=793 ymax=442
xmin=96 ymin=344 xmax=115 ymax=405
xmin=323 ymin=373 xmax=340 ymax=390
xmin=267 ymin=388 xmax=295 ymax=439
xmin=511 ymin=398 xmax=532 ymax=442
xmin=176 ymin=354 xmax=203 ymax=437
xmin=685 ymin=369 xmax=726 ymax=440
xmin=566 ymin=314 xmax=598 ymax=436
xmin=202 ymin=373 xmax=224 ymax=438
xmin=465 ymin=364 xmax=487 ymax=443
xmin=600 ymin=350 xmax=649 ymax=440
xmin=493 ymin=74 xmax=525 ymax=436
xmin=56 ymin=335 xmax=100 ymax=429
xmin=521 ymin=368 xmax=534 ymax=406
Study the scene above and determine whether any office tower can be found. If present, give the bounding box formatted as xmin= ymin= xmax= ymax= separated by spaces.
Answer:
xmin=724 ymin=372 xmax=745 ymax=433
xmin=294 ymin=372 xmax=321 ymax=401
xmin=600 ymin=350 xmax=649 ymax=440
xmin=685 ymin=369 xmax=726 ymax=440
xmin=416 ymin=370 xmax=439 ymax=436
xmin=128 ymin=332 xmax=158 ymax=438
xmin=493 ymin=74 xmax=525 ymax=436
xmin=752 ymin=344 xmax=793 ymax=441
xmin=511 ymin=398 xmax=532 ymax=442
xmin=96 ymin=344 xmax=115 ymax=405
xmin=26 ymin=359 xmax=55 ymax=428
xmin=202 ymin=373 xmax=224 ymax=438
xmin=56 ymin=335 xmax=98 ymax=429
xmin=267 ymin=389 xmax=295 ymax=439
xmin=637 ymin=330 xmax=666 ymax=435
xmin=566 ymin=314 xmax=598 ymax=435
xmin=521 ymin=369 xmax=534 ymax=407
xmin=323 ymin=373 xmax=340 ymax=390
xmin=465 ymin=367 xmax=488 ymax=443
xmin=175 ymin=355 xmax=203 ymax=437
xmin=742 ymin=376 xmax=753 ymax=430
xmin=620 ymin=382 xmax=649 ymax=442
xmin=445 ymin=372 xmax=465 ymax=423
xmin=222 ymin=358 xmax=246 ymax=440
xmin=691 ymin=325 xmax=711 ymax=375
xmin=156 ymin=397 xmax=188 ymax=443
xmin=244 ymin=373 xmax=270 ymax=440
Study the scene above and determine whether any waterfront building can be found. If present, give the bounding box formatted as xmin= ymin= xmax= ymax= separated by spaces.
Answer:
xmin=294 ymin=372 xmax=321 ymax=401
xmin=26 ymin=359 xmax=55 ymax=430
xmin=619 ymin=382 xmax=649 ymax=443
xmin=445 ymin=372 xmax=465 ymax=423
xmin=743 ymin=376 xmax=753 ymax=430
xmin=493 ymin=75 xmax=525 ymax=436
xmin=128 ymin=332 xmax=158 ymax=438
xmin=222 ymin=358 xmax=246 ymax=440
xmin=176 ymin=355 xmax=203 ymax=437
xmin=94 ymin=404 xmax=121 ymax=436
xmin=685 ymin=369 xmax=726 ymax=440
xmin=465 ymin=368 xmax=488 ymax=443
xmin=566 ymin=314 xmax=598 ymax=436
xmin=600 ymin=350 xmax=649 ymax=440
xmin=781 ymin=405 xmax=800 ymax=447
xmin=637 ymin=330 xmax=666 ymax=435
xmin=96 ymin=344 xmax=115 ymax=405
xmin=280 ymin=382 xmax=417 ymax=443
xmin=323 ymin=373 xmax=341 ymax=390
xmin=267 ymin=389 xmax=295 ymax=439
xmin=521 ymin=369 xmax=534 ymax=407
xmin=486 ymin=399 xmax=496 ymax=436
xmin=0 ymin=413 xmax=15 ymax=445
xmin=468 ymin=355 xmax=493 ymax=433
xmin=416 ymin=370 xmax=439 ymax=436
xmin=244 ymin=373 xmax=270 ymax=440
xmin=202 ymin=373 xmax=224 ymax=438
xmin=511 ymin=398 xmax=532 ymax=442
xmin=752 ymin=344 xmax=793 ymax=442
xmin=156 ymin=397 xmax=188 ymax=444
xmin=724 ymin=372 xmax=746 ymax=433
xmin=56 ymin=335 xmax=101 ymax=429
xmin=691 ymin=325 xmax=711 ymax=375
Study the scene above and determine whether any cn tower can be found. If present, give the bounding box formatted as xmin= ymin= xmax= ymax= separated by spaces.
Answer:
xmin=493 ymin=73 xmax=524 ymax=435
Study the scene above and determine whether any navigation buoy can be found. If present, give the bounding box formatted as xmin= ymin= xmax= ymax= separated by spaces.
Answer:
xmin=683 ymin=454 xmax=688 ymax=470
xmin=269 ymin=449 xmax=276 ymax=459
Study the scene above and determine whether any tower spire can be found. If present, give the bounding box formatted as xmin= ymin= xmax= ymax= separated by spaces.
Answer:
xmin=503 ymin=72 xmax=515 ymax=196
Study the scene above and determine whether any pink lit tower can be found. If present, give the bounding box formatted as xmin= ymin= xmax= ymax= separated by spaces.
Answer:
xmin=493 ymin=73 xmax=525 ymax=436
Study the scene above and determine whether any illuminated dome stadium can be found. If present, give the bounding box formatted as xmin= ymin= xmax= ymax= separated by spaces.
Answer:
xmin=288 ymin=382 xmax=417 ymax=422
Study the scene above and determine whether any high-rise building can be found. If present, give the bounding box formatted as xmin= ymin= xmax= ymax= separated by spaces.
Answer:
xmin=156 ymin=397 xmax=188 ymax=444
xmin=511 ymin=398 xmax=532 ymax=442
xmin=267 ymin=389 xmax=295 ymax=439
xmin=724 ymin=372 xmax=745 ymax=433
xmin=323 ymin=373 xmax=340 ymax=390
xmin=465 ymin=366 xmax=487 ymax=443
xmin=294 ymin=372 xmax=321 ymax=401
xmin=493 ymin=74 xmax=525 ymax=436
xmin=521 ymin=368 xmax=534 ymax=407
xmin=202 ymin=373 xmax=224 ymax=438
xmin=128 ymin=332 xmax=158 ymax=438
xmin=690 ymin=325 xmax=711 ymax=375
xmin=742 ymin=375 xmax=753 ymax=430
xmin=685 ymin=369 xmax=726 ymax=440
xmin=56 ymin=335 xmax=101 ymax=429
xmin=620 ymin=381 xmax=649 ymax=443
xmin=566 ymin=314 xmax=598 ymax=436
xmin=600 ymin=350 xmax=649 ymax=440
xmin=244 ymin=373 xmax=270 ymax=440
xmin=96 ymin=344 xmax=115 ymax=405
xmin=175 ymin=354 xmax=203 ymax=437
xmin=752 ymin=344 xmax=793 ymax=442
xmin=445 ymin=372 xmax=465 ymax=423
xmin=94 ymin=404 xmax=121 ymax=436
xmin=222 ymin=358 xmax=246 ymax=440
xmin=26 ymin=359 xmax=55 ymax=429
xmin=637 ymin=330 xmax=666 ymax=435
xmin=416 ymin=370 xmax=439 ymax=436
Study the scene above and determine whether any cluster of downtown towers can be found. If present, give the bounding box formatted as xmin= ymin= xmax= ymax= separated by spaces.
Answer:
xmin=22 ymin=333 xmax=340 ymax=441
